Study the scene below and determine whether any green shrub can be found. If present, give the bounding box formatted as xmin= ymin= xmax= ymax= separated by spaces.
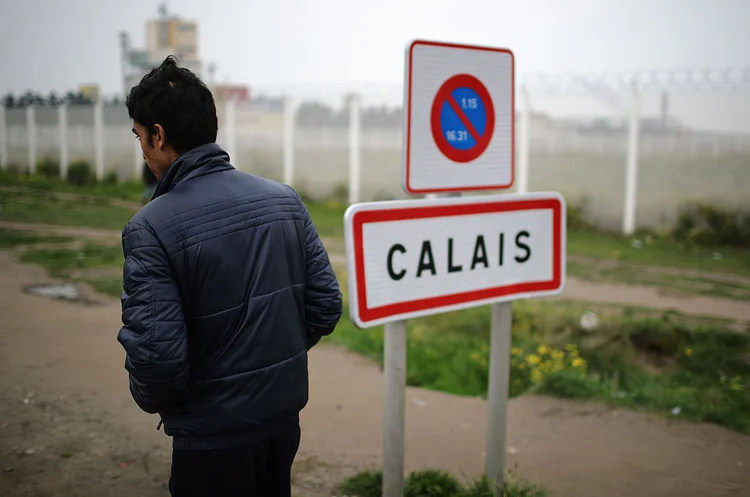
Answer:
xmin=565 ymin=198 xmax=590 ymax=231
xmin=338 ymin=470 xmax=547 ymax=497
xmin=5 ymin=162 xmax=24 ymax=175
xmin=338 ymin=470 xmax=382 ymax=497
xmin=404 ymin=470 xmax=463 ymax=497
xmin=673 ymin=202 xmax=750 ymax=248
xmin=330 ymin=182 xmax=349 ymax=204
xmin=67 ymin=160 xmax=95 ymax=186
xmin=464 ymin=477 xmax=547 ymax=497
xmin=509 ymin=343 xmax=589 ymax=397
xmin=628 ymin=319 xmax=688 ymax=358
xmin=103 ymin=169 xmax=118 ymax=184
xmin=36 ymin=157 xmax=60 ymax=178
xmin=533 ymin=369 xmax=603 ymax=399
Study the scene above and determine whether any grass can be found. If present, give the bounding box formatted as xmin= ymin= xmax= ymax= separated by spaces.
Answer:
xmin=306 ymin=200 xmax=346 ymax=239
xmin=20 ymin=243 xmax=124 ymax=278
xmin=338 ymin=469 xmax=546 ymax=497
xmin=0 ymin=228 xmax=72 ymax=248
xmin=0 ymin=171 xmax=144 ymax=202
xmin=19 ymin=243 xmax=124 ymax=297
xmin=0 ymin=188 xmax=136 ymax=231
xmin=567 ymin=229 xmax=750 ymax=277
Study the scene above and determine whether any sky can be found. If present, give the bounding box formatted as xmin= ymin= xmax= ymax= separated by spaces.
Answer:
xmin=1 ymin=0 xmax=749 ymax=130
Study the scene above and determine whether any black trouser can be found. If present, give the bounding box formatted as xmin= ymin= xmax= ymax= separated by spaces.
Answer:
xmin=169 ymin=425 xmax=301 ymax=497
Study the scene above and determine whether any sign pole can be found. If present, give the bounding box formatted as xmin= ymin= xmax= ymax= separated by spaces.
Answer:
xmin=485 ymin=301 xmax=513 ymax=494
xmin=383 ymin=320 xmax=407 ymax=497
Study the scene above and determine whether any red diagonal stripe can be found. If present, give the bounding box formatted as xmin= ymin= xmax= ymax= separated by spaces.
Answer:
xmin=447 ymin=95 xmax=481 ymax=142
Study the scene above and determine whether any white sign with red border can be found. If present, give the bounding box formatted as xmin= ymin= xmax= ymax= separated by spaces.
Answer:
xmin=402 ymin=39 xmax=515 ymax=195
xmin=344 ymin=192 xmax=566 ymax=328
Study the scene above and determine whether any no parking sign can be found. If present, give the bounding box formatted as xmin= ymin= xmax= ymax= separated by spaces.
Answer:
xmin=431 ymin=74 xmax=495 ymax=163
xmin=403 ymin=40 xmax=515 ymax=194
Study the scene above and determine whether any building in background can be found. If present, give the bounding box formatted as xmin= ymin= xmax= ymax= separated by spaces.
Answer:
xmin=212 ymin=84 xmax=251 ymax=103
xmin=78 ymin=84 xmax=101 ymax=103
xmin=119 ymin=3 xmax=202 ymax=96
xmin=145 ymin=4 xmax=201 ymax=74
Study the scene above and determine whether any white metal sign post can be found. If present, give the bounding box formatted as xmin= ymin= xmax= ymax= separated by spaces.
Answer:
xmin=344 ymin=193 xmax=566 ymax=496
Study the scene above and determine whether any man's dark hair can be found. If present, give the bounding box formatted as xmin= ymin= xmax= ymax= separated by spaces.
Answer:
xmin=126 ymin=56 xmax=218 ymax=153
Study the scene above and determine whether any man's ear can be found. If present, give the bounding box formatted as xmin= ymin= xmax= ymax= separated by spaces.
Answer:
xmin=153 ymin=124 xmax=167 ymax=150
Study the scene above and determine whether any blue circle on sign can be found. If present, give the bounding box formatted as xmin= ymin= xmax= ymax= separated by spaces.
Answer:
xmin=439 ymin=87 xmax=488 ymax=151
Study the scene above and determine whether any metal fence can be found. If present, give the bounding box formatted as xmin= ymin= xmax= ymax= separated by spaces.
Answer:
xmin=1 ymin=72 xmax=749 ymax=233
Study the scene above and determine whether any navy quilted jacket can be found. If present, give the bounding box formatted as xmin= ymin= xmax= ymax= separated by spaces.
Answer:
xmin=117 ymin=143 xmax=342 ymax=449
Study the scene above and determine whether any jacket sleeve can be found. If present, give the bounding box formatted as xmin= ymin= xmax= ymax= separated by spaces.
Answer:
xmin=296 ymin=195 xmax=343 ymax=349
xmin=117 ymin=222 xmax=189 ymax=414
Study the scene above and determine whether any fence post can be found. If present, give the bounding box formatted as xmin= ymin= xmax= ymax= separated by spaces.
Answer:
xmin=0 ymin=105 xmax=7 ymax=170
xmin=27 ymin=105 xmax=37 ymax=175
xmin=622 ymin=82 xmax=640 ymax=236
xmin=516 ymin=86 xmax=531 ymax=194
xmin=58 ymin=104 xmax=69 ymax=180
xmin=283 ymin=97 xmax=296 ymax=186
xmin=93 ymin=101 xmax=105 ymax=180
xmin=348 ymin=94 xmax=361 ymax=204
xmin=224 ymin=98 xmax=237 ymax=166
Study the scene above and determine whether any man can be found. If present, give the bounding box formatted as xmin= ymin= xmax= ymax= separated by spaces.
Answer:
xmin=117 ymin=56 xmax=342 ymax=497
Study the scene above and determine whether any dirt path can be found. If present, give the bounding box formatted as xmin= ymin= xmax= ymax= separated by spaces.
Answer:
xmin=552 ymin=278 xmax=750 ymax=324
xmin=0 ymin=221 xmax=122 ymax=242
xmin=0 ymin=253 xmax=749 ymax=497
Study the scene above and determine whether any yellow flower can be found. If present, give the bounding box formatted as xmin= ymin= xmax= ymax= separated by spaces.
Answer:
xmin=565 ymin=344 xmax=578 ymax=353
xmin=685 ymin=348 xmax=693 ymax=357
xmin=572 ymin=357 xmax=586 ymax=369
xmin=526 ymin=354 xmax=541 ymax=365
xmin=469 ymin=350 xmax=487 ymax=366
xmin=530 ymin=369 xmax=543 ymax=384
xmin=510 ymin=347 xmax=523 ymax=357
xmin=537 ymin=344 xmax=550 ymax=356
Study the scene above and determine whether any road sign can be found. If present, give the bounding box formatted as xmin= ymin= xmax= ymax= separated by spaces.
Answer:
xmin=344 ymin=192 xmax=566 ymax=328
xmin=431 ymin=74 xmax=495 ymax=163
xmin=403 ymin=39 xmax=515 ymax=195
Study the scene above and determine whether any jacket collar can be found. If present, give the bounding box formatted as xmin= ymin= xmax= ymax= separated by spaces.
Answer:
xmin=152 ymin=143 xmax=234 ymax=200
